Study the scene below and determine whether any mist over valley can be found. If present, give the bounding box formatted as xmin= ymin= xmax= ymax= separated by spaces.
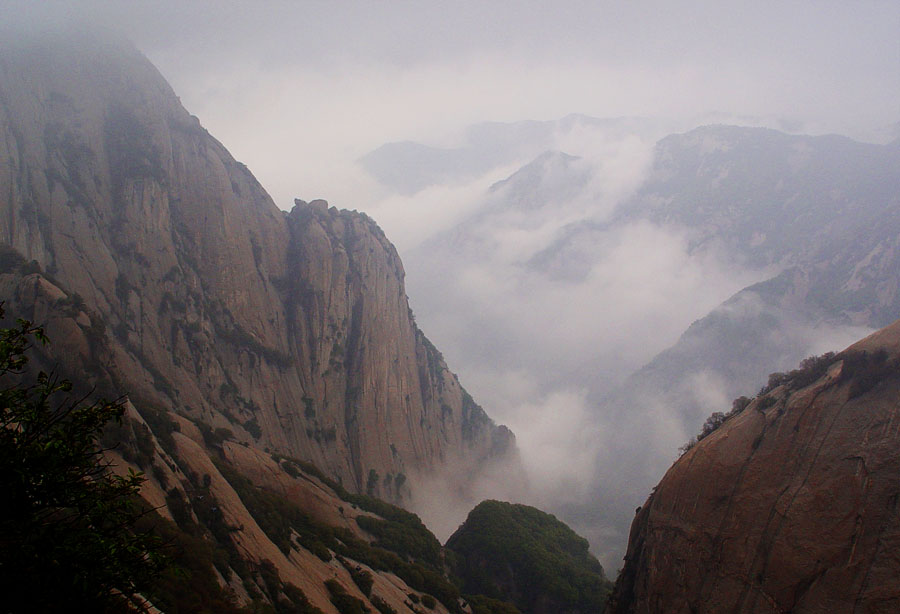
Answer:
xmin=2 ymin=2 xmax=899 ymax=612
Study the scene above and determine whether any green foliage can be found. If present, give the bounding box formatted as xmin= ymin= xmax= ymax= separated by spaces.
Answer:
xmin=421 ymin=594 xmax=437 ymax=609
xmin=325 ymin=579 xmax=370 ymax=614
xmin=216 ymin=460 xmax=317 ymax=556
xmin=0 ymin=308 xmax=167 ymax=611
xmin=464 ymin=594 xmax=522 ymax=614
xmin=758 ymin=395 xmax=777 ymax=410
xmin=836 ymin=347 xmax=898 ymax=398
xmin=138 ymin=404 xmax=180 ymax=457
xmin=255 ymin=559 xmax=323 ymax=614
xmin=446 ymin=500 xmax=611 ymax=614
xmin=355 ymin=514 xmax=442 ymax=568
xmin=758 ymin=352 xmax=837 ymax=396
xmin=305 ymin=424 xmax=337 ymax=443
xmin=0 ymin=244 xmax=27 ymax=274
xmin=244 ymin=416 xmax=262 ymax=440
xmin=370 ymin=595 xmax=397 ymax=614
xmin=135 ymin=508 xmax=247 ymax=614
xmin=270 ymin=455 xmax=440 ymax=567
xmin=366 ymin=468 xmax=380 ymax=495
xmin=211 ymin=318 xmax=292 ymax=367
xmin=302 ymin=395 xmax=315 ymax=418
xmin=280 ymin=582 xmax=325 ymax=614
xmin=133 ymin=420 xmax=157 ymax=467
xmin=104 ymin=102 xmax=165 ymax=189
xmin=339 ymin=557 xmax=374 ymax=596
xmin=281 ymin=458 xmax=302 ymax=478
xmin=217 ymin=457 xmax=461 ymax=611
xmin=198 ymin=421 xmax=234 ymax=448
xmin=683 ymin=352 xmax=841 ymax=454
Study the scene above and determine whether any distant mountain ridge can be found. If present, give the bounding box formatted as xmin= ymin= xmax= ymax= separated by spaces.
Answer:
xmin=581 ymin=124 xmax=900 ymax=565
xmin=385 ymin=118 xmax=900 ymax=568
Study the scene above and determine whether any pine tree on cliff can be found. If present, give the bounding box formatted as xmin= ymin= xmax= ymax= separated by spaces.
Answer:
xmin=0 ymin=307 xmax=166 ymax=612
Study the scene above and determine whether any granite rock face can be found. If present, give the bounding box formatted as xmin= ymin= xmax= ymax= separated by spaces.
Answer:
xmin=0 ymin=30 xmax=515 ymax=500
xmin=607 ymin=320 xmax=900 ymax=614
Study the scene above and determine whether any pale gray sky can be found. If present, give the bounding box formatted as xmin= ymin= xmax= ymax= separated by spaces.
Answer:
xmin=9 ymin=1 xmax=897 ymax=212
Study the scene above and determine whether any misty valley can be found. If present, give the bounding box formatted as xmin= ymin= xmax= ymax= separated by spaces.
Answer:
xmin=2 ymin=18 xmax=899 ymax=614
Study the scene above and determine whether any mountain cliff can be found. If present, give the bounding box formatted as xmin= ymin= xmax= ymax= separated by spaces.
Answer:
xmin=606 ymin=320 xmax=900 ymax=613
xmin=0 ymin=29 xmax=515 ymax=501
xmin=0 ymin=27 xmax=528 ymax=613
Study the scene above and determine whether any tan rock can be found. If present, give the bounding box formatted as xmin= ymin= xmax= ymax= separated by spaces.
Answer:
xmin=0 ymin=31 xmax=516 ymax=504
xmin=607 ymin=320 xmax=900 ymax=614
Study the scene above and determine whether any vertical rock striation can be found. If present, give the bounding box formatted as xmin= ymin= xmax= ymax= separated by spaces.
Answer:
xmin=0 ymin=29 xmax=515 ymax=499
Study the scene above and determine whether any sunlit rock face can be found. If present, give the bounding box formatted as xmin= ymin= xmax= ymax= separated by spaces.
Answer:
xmin=0 ymin=29 xmax=516 ymax=501
xmin=607 ymin=320 xmax=900 ymax=614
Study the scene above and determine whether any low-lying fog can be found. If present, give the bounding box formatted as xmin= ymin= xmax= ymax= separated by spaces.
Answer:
xmin=11 ymin=0 xmax=899 ymax=571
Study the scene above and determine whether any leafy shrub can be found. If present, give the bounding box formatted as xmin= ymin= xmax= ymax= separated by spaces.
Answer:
xmin=366 ymin=469 xmax=379 ymax=495
xmin=343 ymin=562 xmax=374 ymax=597
xmin=244 ymin=416 xmax=262 ymax=440
xmin=758 ymin=352 xmax=837 ymax=396
xmin=198 ymin=422 xmax=234 ymax=448
xmin=355 ymin=514 xmax=442 ymax=568
xmin=282 ymin=459 xmax=301 ymax=478
xmin=681 ymin=352 xmax=842 ymax=455
xmin=837 ymin=348 xmax=897 ymax=398
xmin=446 ymin=500 xmax=609 ymax=614
xmin=465 ymin=594 xmax=522 ymax=614
xmin=136 ymin=509 xmax=247 ymax=613
xmin=0 ymin=309 xmax=168 ymax=611
xmin=138 ymin=405 xmax=180 ymax=456
xmin=370 ymin=596 xmax=397 ymax=614
xmin=218 ymin=455 xmax=460 ymax=611
xmin=325 ymin=579 xmax=370 ymax=614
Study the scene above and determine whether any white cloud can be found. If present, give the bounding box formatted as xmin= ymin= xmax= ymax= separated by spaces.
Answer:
xmin=8 ymin=0 xmax=898 ymax=569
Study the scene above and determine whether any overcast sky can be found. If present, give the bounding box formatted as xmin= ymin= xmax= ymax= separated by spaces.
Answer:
xmin=13 ymin=0 xmax=897 ymax=214
xmin=8 ymin=0 xmax=899 ymax=566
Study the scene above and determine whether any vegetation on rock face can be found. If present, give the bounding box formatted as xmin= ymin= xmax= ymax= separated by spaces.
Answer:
xmin=134 ymin=510 xmax=250 ymax=614
xmin=218 ymin=456 xmax=460 ymax=610
xmin=369 ymin=595 xmax=397 ymax=614
xmin=757 ymin=352 xmax=837 ymax=397
xmin=446 ymin=500 xmax=612 ymax=614
xmin=0 ymin=308 xmax=166 ymax=612
xmin=272 ymin=453 xmax=442 ymax=567
xmin=464 ymin=594 xmax=522 ymax=614
xmin=680 ymin=351 xmax=841 ymax=454
xmin=325 ymin=578 xmax=370 ymax=614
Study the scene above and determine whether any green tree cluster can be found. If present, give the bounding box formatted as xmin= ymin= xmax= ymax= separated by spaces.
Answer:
xmin=446 ymin=500 xmax=612 ymax=614
xmin=0 ymin=308 xmax=166 ymax=611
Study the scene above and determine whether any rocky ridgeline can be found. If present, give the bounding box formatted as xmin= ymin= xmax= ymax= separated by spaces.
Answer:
xmin=607 ymin=321 xmax=900 ymax=613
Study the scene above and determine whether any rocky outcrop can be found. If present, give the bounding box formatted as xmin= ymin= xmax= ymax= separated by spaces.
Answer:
xmin=606 ymin=320 xmax=900 ymax=613
xmin=116 ymin=404 xmax=462 ymax=614
xmin=0 ymin=29 xmax=515 ymax=500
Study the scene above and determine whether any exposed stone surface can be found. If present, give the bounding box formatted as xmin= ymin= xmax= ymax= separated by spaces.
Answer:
xmin=607 ymin=320 xmax=900 ymax=614
xmin=0 ymin=28 xmax=526 ymax=613
xmin=0 ymin=30 xmax=515 ymax=501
